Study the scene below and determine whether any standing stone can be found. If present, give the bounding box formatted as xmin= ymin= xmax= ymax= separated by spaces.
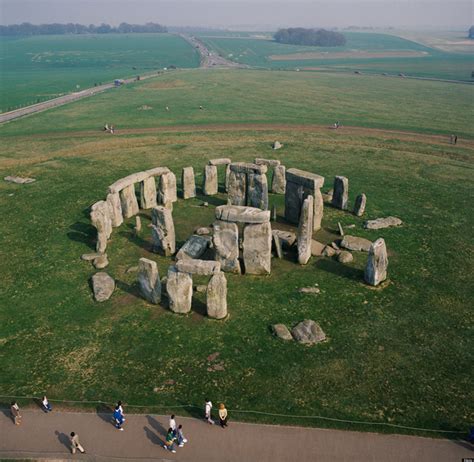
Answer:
xmin=297 ymin=195 xmax=314 ymax=265
xmin=106 ymin=192 xmax=123 ymax=228
xmin=332 ymin=176 xmax=349 ymax=210
xmin=272 ymin=165 xmax=286 ymax=194
xmin=243 ymin=222 xmax=272 ymax=275
xmin=137 ymin=258 xmax=161 ymax=304
xmin=176 ymin=235 xmax=210 ymax=260
xmin=167 ymin=266 xmax=192 ymax=313
xmin=353 ymin=193 xmax=366 ymax=217
xmin=227 ymin=170 xmax=246 ymax=206
xmin=313 ymin=188 xmax=324 ymax=231
xmin=225 ymin=164 xmax=231 ymax=192
xmin=90 ymin=201 xmax=113 ymax=254
xmin=203 ymin=165 xmax=218 ymax=196
xmin=120 ymin=183 xmax=140 ymax=218
xmin=213 ymin=221 xmax=241 ymax=274
xmin=140 ymin=176 xmax=157 ymax=209
xmin=271 ymin=204 xmax=277 ymax=221
xmin=206 ymin=272 xmax=228 ymax=319
xmin=273 ymin=233 xmax=283 ymax=259
xmin=284 ymin=181 xmax=303 ymax=224
xmin=158 ymin=172 xmax=177 ymax=206
xmin=182 ymin=167 xmax=196 ymax=199
xmin=364 ymin=238 xmax=388 ymax=286
xmin=151 ymin=206 xmax=176 ymax=256
xmin=247 ymin=173 xmax=268 ymax=210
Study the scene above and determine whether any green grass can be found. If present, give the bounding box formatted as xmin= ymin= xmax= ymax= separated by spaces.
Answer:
xmin=0 ymin=69 xmax=473 ymax=437
xmin=0 ymin=33 xmax=200 ymax=112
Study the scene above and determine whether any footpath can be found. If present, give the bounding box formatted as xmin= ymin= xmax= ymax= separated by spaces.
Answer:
xmin=0 ymin=409 xmax=472 ymax=462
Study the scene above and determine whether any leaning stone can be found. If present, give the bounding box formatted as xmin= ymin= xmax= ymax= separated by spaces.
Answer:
xmin=208 ymin=158 xmax=232 ymax=166
xmin=255 ymin=158 xmax=281 ymax=167
xmin=364 ymin=217 xmax=402 ymax=230
xmin=272 ymin=165 xmax=286 ymax=194
xmin=272 ymin=141 xmax=283 ymax=150
xmin=213 ymin=221 xmax=241 ymax=274
xmin=182 ymin=167 xmax=196 ymax=199
xmin=195 ymin=227 xmax=211 ymax=236
xmin=93 ymin=254 xmax=109 ymax=269
xmin=151 ymin=206 xmax=175 ymax=256
xmin=4 ymin=175 xmax=35 ymax=184
xmin=138 ymin=258 xmax=161 ymax=304
xmin=340 ymin=235 xmax=372 ymax=252
xmin=353 ymin=193 xmax=367 ymax=217
xmin=322 ymin=246 xmax=336 ymax=257
xmin=176 ymin=259 xmax=221 ymax=276
xmin=247 ymin=172 xmax=268 ymax=210
xmin=158 ymin=171 xmax=177 ymax=205
xmin=365 ymin=238 xmax=388 ymax=286
xmin=273 ymin=233 xmax=283 ymax=259
xmin=120 ymin=183 xmax=140 ymax=218
xmin=167 ymin=266 xmax=192 ymax=313
xmin=332 ymin=176 xmax=349 ymax=210
xmin=176 ymin=235 xmax=210 ymax=260
xmin=297 ymin=195 xmax=314 ymax=265
xmin=207 ymin=272 xmax=228 ymax=319
xmin=227 ymin=170 xmax=246 ymax=206
xmin=81 ymin=252 xmax=102 ymax=261
xmin=203 ymin=165 xmax=218 ymax=196
xmin=338 ymin=251 xmax=353 ymax=263
xmin=106 ymin=192 xmax=123 ymax=227
xmin=272 ymin=324 xmax=293 ymax=341
xmin=291 ymin=320 xmax=326 ymax=345
xmin=216 ymin=205 xmax=270 ymax=224
xmin=91 ymin=272 xmax=115 ymax=302
xmin=140 ymin=176 xmax=157 ymax=209
xmin=311 ymin=240 xmax=325 ymax=256
xmin=243 ymin=222 xmax=272 ymax=275
xmin=272 ymin=230 xmax=297 ymax=248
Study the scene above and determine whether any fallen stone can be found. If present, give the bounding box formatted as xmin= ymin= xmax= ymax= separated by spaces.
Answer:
xmin=291 ymin=320 xmax=326 ymax=345
xmin=353 ymin=193 xmax=367 ymax=217
xmin=311 ymin=240 xmax=325 ymax=256
xmin=4 ymin=176 xmax=36 ymax=184
xmin=194 ymin=285 xmax=208 ymax=293
xmin=337 ymin=222 xmax=344 ymax=236
xmin=81 ymin=252 xmax=102 ymax=261
xmin=126 ymin=266 xmax=138 ymax=273
xmin=176 ymin=259 xmax=221 ymax=276
xmin=297 ymin=195 xmax=314 ymax=265
xmin=93 ymin=254 xmax=109 ymax=269
xmin=365 ymin=238 xmax=388 ymax=286
xmin=207 ymin=272 xmax=227 ymax=319
xmin=195 ymin=227 xmax=211 ymax=236
xmin=272 ymin=230 xmax=297 ymax=248
xmin=138 ymin=258 xmax=161 ymax=304
xmin=216 ymin=205 xmax=270 ymax=224
xmin=167 ymin=266 xmax=192 ymax=313
xmin=272 ymin=324 xmax=293 ymax=341
xmin=364 ymin=217 xmax=402 ymax=230
xmin=322 ymin=246 xmax=336 ymax=257
xmin=243 ymin=222 xmax=272 ymax=275
xmin=338 ymin=251 xmax=353 ymax=263
xmin=340 ymin=235 xmax=372 ymax=252
xmin=91 ymin=272 xmax=115 ymax=302
xmin=299 ymin=287 xmax=320 ymax=294
xmin=176 ymin=235 xmax=210 ymax=260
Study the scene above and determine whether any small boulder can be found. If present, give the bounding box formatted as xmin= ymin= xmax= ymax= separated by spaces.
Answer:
xmin=272 ymin=229 xmax=297 ymax=248
xmin=91 ymin=272 xmax=115 ymax=302
xmin=311 ymin=240 xmax=325 ymax=256
xmin=93 ymin=254 xmax=109 ymax=269
xmin=272 ymin=141 xmax=283 ymax=150
xmin=364 ymin=217 xmax=402 ymax=230
xmin=272 ymin=324 xmax=293 ymax=341
xmin=195 ymin=227 xmax=211 ymax=236
xmin=338 ymin=251 xmax=353 ymax=263
xmin=322 ymin=245 xmax=336 ymax=257
xmin=291 ymin=320 xmax=326 ymax=345
xmin=194 ymin=284 xmax=208 ymax=293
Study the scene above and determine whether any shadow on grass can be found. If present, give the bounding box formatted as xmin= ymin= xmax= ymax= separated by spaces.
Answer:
xmin=191 ymin=297 xmax=207 ymax=318
xmin=146 ymin=415 xmax=167 ymax=437
xmin=116 ymin=279 xmax=140 ymax=298
xmin=314 ymin=258 xmax=364 ymax=282
xmin=68 ymin=222 xmax=96 ymax=250
xmin=55 ymin=430 xmax=71 ymax=451
xmin=121 ymin=230 xmax=153 ymax=253
xmin=195 ymin=192 xmax=227 ymax=208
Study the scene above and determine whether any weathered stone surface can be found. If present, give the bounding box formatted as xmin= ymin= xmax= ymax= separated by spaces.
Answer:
xmin=224 ymin=164 xmax=231 ymax=192
xmin=255 ymin=158 xmax=281 ymax=167
xmin=206 ymin=272 xmax=228 ymax=319
xmin=272 ymin=229 xmax=297 ymax=248
xmin=176 ymin=259 xmax=221 ymax=275
xmin=145 ymin=167 xmax=170 ymax=178
xmin=194 ymin=284 xmax=207 ymax=293
xmin=229 ymin=162 xmax=267 ymax=175
xmin=120 ymin=183 xmax=140 ymax=218
xmin=138 ymin=258 xmax=161 ymax=304
xmin=341 ymin=235 xmax=372 ymax=252
xmin=135 ymin=216 xmax=142 ymax=234
xmin=158 ymin=171 xmax=177 ymax=205
xmin=322 ymin=245 xmax=336 ymax=257
xmin=176 ymin=235 xmax=210 ymax=260
xmin=291 ymin=320 xmax=326 ymax=345
xmin=365 ymin=238 xmax=388 ymax=286
xmin=93 ymin=254 xmax=109 ymax=269
xmin=286 ymin=168 xmax=325 ymax=189
xmin=364 ymin=217 xmax=402 ymax=230
xmin=151 ymin=206 xmax=175 ymax=256
xmin=181 ymin=167 xmax=196 ymax=199
xmin=338 ymin=251 xmax=353 ymax=263
xmin=332 ymin=176 xmax=349 ymax=210
xmin=353 ymin=193 xmax=367 ymax=217
xmin=4 ymin=175 xmax=35 ymax=184
xmin=108 ymin=171 xmax=148 ymax=194
xmin=272 ymin=141 xmax=283 ymax=150
xmin=91 ymin=272 xmax=115 ymax=302
xmin=81 ymin=252 xmax=102 ymax=261
xmin=247 ymin=172 xmax=269 ymax=210
xmin=213 ymin=220 xmax=241 ymax=274
xmin=313 ymin=188 xmax=324 ymax=231
xmin=227 ymin=170 xmax=246 ymax=206
xmin=106 ymin=192 xmax=123 ymax=227
xmin=90 ymin=200 xmax=112 ymax=253
xmin=311 ymin=240 xmax=325 ymax=256
xmin=195 ymin=227 xmax=211 ymax=236
xmin=297 ymin=195 xmax=314 ymax=265
xmin=167 ymin=266 xmax=192 ymax=313
xmin=243 ymin=222 xmax=272 ymax=275
xmin=139 ymin=176 xmax=157 ymax=209
xmin=272 ymin=324 xmax=293 ymax=341
xmin=272 ymin=165 xmax=286 ymax=194
xmin=273 ymin=233 xmax=283 ymax=259
xmin=284 ymin=182 xmax=304 ymax=225
xmin=216 ymin=205 xmax=270 ymax=224
xmin=208 ymin=158 xmax=231 ymax=166
xmin=202 ymin=165 xmax=218 ymax=196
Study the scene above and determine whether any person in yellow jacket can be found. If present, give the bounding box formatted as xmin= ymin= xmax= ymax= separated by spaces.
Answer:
xmin=218 ymin=403 xmax=228 ymax=428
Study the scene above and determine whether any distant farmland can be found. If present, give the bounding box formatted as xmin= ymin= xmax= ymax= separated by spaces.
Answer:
xmin=0 ymin=33 xmax=200 ymax=112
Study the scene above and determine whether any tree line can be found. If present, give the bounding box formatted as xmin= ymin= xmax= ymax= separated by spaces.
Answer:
xmin=0 ymin=22 xmax=167 ymax=36
xmin=274 ymin=28 xmax=346 ymax=47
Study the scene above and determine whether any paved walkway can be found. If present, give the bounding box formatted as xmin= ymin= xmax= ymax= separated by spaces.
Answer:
xmin=0 ymin=410 xmax=471 ymax=461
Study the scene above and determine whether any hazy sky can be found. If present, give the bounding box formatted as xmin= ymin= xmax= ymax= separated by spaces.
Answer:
xmin=1 ymin=0 xmax=472 ymax=29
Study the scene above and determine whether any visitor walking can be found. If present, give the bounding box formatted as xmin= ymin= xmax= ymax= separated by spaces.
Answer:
xmin=42 ymin=396 xmax=52 ymax=412
xmin=10 ymin=401 xmax=21 ymax=425
xmin=163 ymin=428 xmax=177 ymax=453
xmin=169 ymin=414 xmax=177 ymax=436
xmin=177 ymin=424 xmax=188 ymax=447
xmin=113 ymin=405 xmax=125 ymax=431
xmin=69 ymin=432 xmax=86 ymax=454
xmin=219 ymin=403 xmax=228 ymax=428
xmin=117 ymin=400 xmax=125 ymax=415
xmin=205 ymin=399 xmax=214 ymax=425
xmin=454 ymin=135 xmax=458 ymax=145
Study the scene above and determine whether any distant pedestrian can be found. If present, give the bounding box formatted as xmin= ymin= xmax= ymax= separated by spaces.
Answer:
xmin=205 ymin=399 xmax=214 ymax=424
xmin=165 ymin=106 xmax=170 ymax=111
xmin=199 ymin=105 xmax=203 ymax=110
xmin=218 ymin=403 xmax=228 ymax=428
xmin=163 ymin=428 xmax=177 ymax=453
xmin=169 ymin=414 xmax=177 ymax=436
xmin=177 ymin=424 xmax=188 ymax=447
xmin=10 ymin=401 xmax=21 ymax=425
xmin=42 ymin=396 xmax=52 ymax=413
xmin=113 ymin=405 xmax=125 ymax=431
xmin=110 ymin=125 xmax=115 ymax=134
xmin=454 ymin=135 xmax=458 ymax=145
xmin=70 ymin=432 xmax=86 ymax=454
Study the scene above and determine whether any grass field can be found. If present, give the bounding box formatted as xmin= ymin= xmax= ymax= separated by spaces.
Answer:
xmin=0 ymin=68 xmax=473 ymax=436
xmin=0 ymin=33 xmax=200 ymax=112
xmin=199 ymin=32 xmax=474 ymax=81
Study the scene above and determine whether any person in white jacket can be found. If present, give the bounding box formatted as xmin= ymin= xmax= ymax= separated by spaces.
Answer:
xmin=205 ymin=399 xmax=214 ymax=424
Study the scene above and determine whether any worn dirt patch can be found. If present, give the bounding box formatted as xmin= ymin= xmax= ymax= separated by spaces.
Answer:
xmin=269 ymin=50 xmax=429 ymax=61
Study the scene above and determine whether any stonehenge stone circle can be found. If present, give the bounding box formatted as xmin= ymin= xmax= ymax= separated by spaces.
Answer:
xmin=213 ymin=220 xmax=241 ymax=274
xmin=243 ymin=222 xmax=272 ymax=275
xmin=332 ymin=176 xmax=349 ymax=210
xmin=203 ymin=165 xmax=218 ymax=196
xmin=151 ymin=206 xmax=176 ymax=256
xmin=206 ymin=272 xmax=228 ymax=319
xmin=137 ymin=258 xmax=161 ymax=304
xmin=228 ymin=162 xmax=269 ymax=209
xmin=354 ymin=193 xmax=366 ymax=217
xmin=176 ymin=235 xmax=210 ymax=260
xmin=297 ymin=195 xmax=314 ymax=265
xmin=158 ymin=171 xmax=177 ymax=206
xmin=91 ymin=272 xmax=115 ymax=302
xmin=364 ymin=238 xmax=388 ymax=286
xmin=167 ymin=266 xmax=193 ymax=313
xmin=182 ymin=167 xmax=196 ymax=199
